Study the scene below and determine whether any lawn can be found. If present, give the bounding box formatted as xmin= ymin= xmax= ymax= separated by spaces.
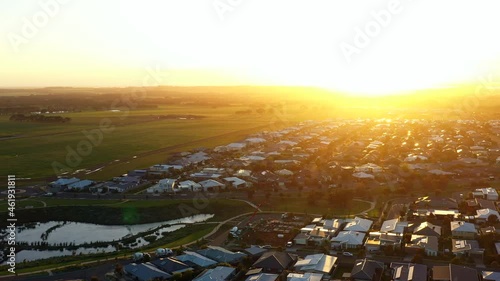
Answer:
xmin=259 ymin=197 xmax=372 ymax=217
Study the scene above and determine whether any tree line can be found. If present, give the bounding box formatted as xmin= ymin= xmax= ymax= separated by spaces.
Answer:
xmin=9 ymin=114 xmax=71 ymax=123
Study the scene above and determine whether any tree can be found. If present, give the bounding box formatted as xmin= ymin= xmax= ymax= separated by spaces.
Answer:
xmin=90 ymin=277 xmax=99 ymax=281
xmin=114 ymin=263 xmax=124 ymax=277
xmin=487 ymin=214 xmax=499 ymax=225
xmin=411 ymin=254 xmax=424 ymax=264
xmin=451 ymin=257 xmax=462 ymax=265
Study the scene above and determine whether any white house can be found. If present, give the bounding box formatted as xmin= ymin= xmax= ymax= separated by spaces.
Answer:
xmin=380 ymin=218 xmax=408 ymax=235
xmin=234 ymin=169 xmax=252 ymax=177
xmin=198 ymin=179 xmax=225 ymax=191
xmin=293 ymin=254 xmax=337 ymax=275
xmin=223 ymin=177 xmax=248 ymax=188
xmin=330 ymin=231 xmax=366 ymax=249
xmin=147 ymin=178 xmax=177 ymax=193
xmin=473 ymin=187 xmax=498 ymax=201
xmin=344 ymin=217 xmax=373 ymax=233
xmin=405 ymin=235 xmax=439 ymax=256
xmin=178 ymin=180 xmax=202 ymax=192
xmin=451 ymin=221 xmax=477 ymax=239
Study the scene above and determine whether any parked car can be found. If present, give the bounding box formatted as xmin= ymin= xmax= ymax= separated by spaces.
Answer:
xmin=261 ymin=245 xmax=272 ymax=249
xmin=342 ymin=252 xmax=353 ymax=257
xmin=286 ymin=241 xmax=293 ymax=247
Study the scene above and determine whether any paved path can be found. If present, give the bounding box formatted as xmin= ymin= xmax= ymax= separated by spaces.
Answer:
xmin=352 ymin=198 xmax=376 ymax=215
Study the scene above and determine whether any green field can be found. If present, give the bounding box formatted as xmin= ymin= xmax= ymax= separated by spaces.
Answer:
xmin=1 ymin=105 xmax=304 ymax=181
xmin=259 ymin=197 xmax=372 ymax=217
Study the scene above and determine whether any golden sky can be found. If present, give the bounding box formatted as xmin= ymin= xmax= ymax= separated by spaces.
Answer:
xmin=2 ymin=0 xmax=500 ymax=96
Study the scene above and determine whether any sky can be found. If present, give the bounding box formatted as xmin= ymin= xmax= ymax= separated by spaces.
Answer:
xmin=1 ymin=0 xmax=500 ymax=95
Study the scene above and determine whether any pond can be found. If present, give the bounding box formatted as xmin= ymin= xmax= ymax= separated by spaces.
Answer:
xmin=1 ymin=214 xmax=214 ymax=263
xmin=15 ymin=214 xmax=214 ymax=245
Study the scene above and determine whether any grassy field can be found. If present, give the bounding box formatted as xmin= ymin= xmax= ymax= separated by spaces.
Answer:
xmin=0 ymin=104 xmax=316 ymax=181
xmin=0 ymin=106 xmax=278 ymax=178
xmin=259 ymin=197 xmax=372 ymax=217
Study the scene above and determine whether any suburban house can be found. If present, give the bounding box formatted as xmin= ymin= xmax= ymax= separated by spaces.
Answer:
xmin=244 ymin=246 xmax=268 ymax=258
xmin=223 ymin=177 xmax=248 ymax=188
xmin=450 ymin=221 xmax=477 ymax=239
xmin=482 ymin=271 xmax=500 ymax=281
xmin=343 ymin=217 xmax=373 ymax=233
xmin=150 ymin=258 xmax=194 ymax=275
xmin=307 ymin=228 xmax=330 ymax=246
xmin=50 ymin=177 xmax=80 ymax=189
xmin=293 ymin=254 xmax=337 ymax=276
xmin=364 ymin=232 xmax=403 ymax=252
xmin=124 ymin=262 xmax=172 ymax=281
xmin=147 ymin=178 xmax=178 ymax=193
xmin=389 ymin=262 xmax=427 ymax=281
xmin=350 ymin=259 xmax=384 ymax=281
xmin=197 ymin=246 xmax=246 ymax=264
xmin=275 ymin=169 xmax=294 ymax=176
xmin=331 ymin=231 xmax=366 ymax=249
xmin=175 ymin=251 xmax=217 ymax=268
xmin=322 ymin=219 xmax=344 ymax=233
xmin=472 ymin=187 xmax=499 ymax=201
xmin=293 ymin=233 xmax=310 ymax=246
xmin=198 ymin=179 xmax=226 ymax=191
xmin=405 ymin=235 xmax=439 ymax=256
xmin=287 ymin=272 xmax=323 ymax=281
xmin=411 ymin=221 xmax=442 ymax=237
xmin=178 ymin=180 xmax=202 ymax=192
xmin=380 ymin=218 xmax=408 ymax=235
xmin=475 ymin=208 xmax=500 ymax=223
xmin=252 ymin=251 xmax=297 ymax=273
xmin=432 ymin=264 xmax=479 ymax=281
xmin=246 ymin=273 xmax=279 ymax=281
xmin=451 ymin=239 xmax=484 ymax=258
xmin=149 ymin=164 xmax=183 ymax=175
xmin=67 ymin=180 xmax=94 ymax=191
xmin=193 ymin=266 xmax=236 ymax=281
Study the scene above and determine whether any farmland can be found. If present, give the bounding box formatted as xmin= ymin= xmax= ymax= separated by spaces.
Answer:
xmin=0 ymin=104 xmax=305 ymax=181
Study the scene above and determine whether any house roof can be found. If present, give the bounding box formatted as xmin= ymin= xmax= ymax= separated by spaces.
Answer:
xmin=294 ymin=254 xmax=337 ymax=274
xmin=198 ymin=179 xmax=225 ymax=188
xmin=176 ymin=251 xmax=217 ymax=268
xmin=451 ymin=239 xmax=480 ymax=254
xmin=253 ymin=251 xmax=296 ymax=271
xmin=380 ymin=218 xmax=399 ymax=233
xmin=330 ymin=231 xmax=365 ymax=245
xmin=476 ymin=208 xmax=500 ymax=220
xmin=197 ymin=246 xmax=246 ymax=263
xmin=223 ymin=177 xmax=247 ymax=186
xmin=246 ymin=273 xmax=279 ymax=281
xmin=413 ymin=222 xmax=441 ymax=237
xmin=390 ymin=262 xmax=427 ymax=281
xmin=51 ymin=177 xmax=80 ymax=186
xmin=124 ymin=262 xmax=172 ymax=281
xmin=351 ymin=259 xmax=384 ymax=281
xmin=194 ymin=266 xmax=235 ymax=281
xmin=244 ymin=246 xmax=268 ymax=256
xmin=68 ymin=180 xmax=94 ymax=189
xmin=434 ymin=265 xmax=480 ymax=281
xmin=151 ymin=258 xmax=193 ymax=274
xmin=287 ymin=272 xmax=323 ymax=281
xmin=344 ymin=217 xmax=373 ymax=232
xmin=451 ymin=221 xmax=477 ymax=233
xmin=407 ymin=235 xmax=439 ymax=252
xmin=482 ymin=271 xmax=500 ymax=281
